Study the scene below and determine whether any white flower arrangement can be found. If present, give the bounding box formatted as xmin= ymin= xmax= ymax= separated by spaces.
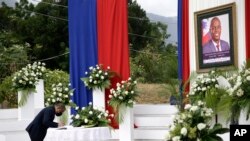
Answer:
xmin=165 ymin=101 xmax=229 ymax=141
xmin=81 ymin=64 xmax=113 ymax=89
xmin=12 ymin=62 xmax=46 ymax=106
xmin=189 ymin=71 xmax=219 ymax=98
xmin=108 ymin=77 xmax=138 ymax=108
xmin=70 ymin=102 xmax=114 ymax=127
xmin=225 ymin=65 xmax=250 ymax=122
xmin=187 ymin=70 xmax=228 ymax=113
xmin=12 ymin=61 xmax=46 ymax=91
xmin=45 ymin=82 xmax=74 ymax=106
xmin=108 ymin=77 xmax=138 ymax=123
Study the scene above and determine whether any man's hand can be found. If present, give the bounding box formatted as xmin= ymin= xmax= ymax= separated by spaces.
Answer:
xmin=58 ymin=122 xmax=65 ymax=127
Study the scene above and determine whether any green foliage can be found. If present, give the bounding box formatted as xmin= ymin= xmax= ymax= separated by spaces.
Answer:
xmin=128 ymin=0 xmax=178 ymax=84
xmin=130 ymin=46 xmax=177 ymax=83
xmin=0 ymin=76 xmax=17 ymax=108
xmin=0 ymin=43 xmax=30 ymax=83
xmin=45 ymin=82 xmax=74 ymax=106
xmin=44 ymin=69 xmax=70 ymax=104
xmin=0 ymin=0 xmax=69 ymax=71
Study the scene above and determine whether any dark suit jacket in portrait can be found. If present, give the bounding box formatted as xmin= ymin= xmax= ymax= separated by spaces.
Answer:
xmin=203 ymin=39 xmax=230 ymax=54
xmin=26 ymin=106 xmax=58 ymax=141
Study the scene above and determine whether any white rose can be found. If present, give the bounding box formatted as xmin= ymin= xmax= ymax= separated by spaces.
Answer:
xmin=246 ymin=76 xmax=250 ymax=81
xmin=201 ymin=87 xmax=206 ymax=91
xmin=180 ymin=127 xmax=187 ymax=136
xmin=190 ymin=106 xmax=199 ymax=112
xmin=197 ymin=101 xmax=204 ymax=106
xmin=236 ymin=89 xmax=244 ymax=97
xmin=172 ymin=136 xmax=180 ymax=141
xmin=170 ymin=125 xmax=175 ymax=131
xmin=165 ymin=132 xmax=171 ymax=140
xmin=184 ymin=104 xmax=191 ymax=110
xmin=197 ymin=123 xmax=206 ymax=130
xmin=84 ymin=118 xmax=88 ymax=123
xmin=75 ymin=114 xmax=80 ymax=119
xmin=89 ymin=111 xmax=93 ymax=115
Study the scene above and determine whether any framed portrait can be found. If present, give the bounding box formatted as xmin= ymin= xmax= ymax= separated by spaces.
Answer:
xmin=194 ymin=3 xmax=237 ymax=72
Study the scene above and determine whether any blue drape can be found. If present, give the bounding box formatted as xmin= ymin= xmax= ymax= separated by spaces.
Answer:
xmin=68 ymin=0 xmax=98 ymax=108
xmin=177 ymin=0 xmax=183 ymax=80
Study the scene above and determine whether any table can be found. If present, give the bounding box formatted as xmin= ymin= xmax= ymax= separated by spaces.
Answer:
xmin=44 ymin=126 xmax=111 ymax=141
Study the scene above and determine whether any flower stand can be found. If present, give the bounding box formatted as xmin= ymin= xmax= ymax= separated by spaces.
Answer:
xmin=18 ymin=79 xmax=45 ymax=120
xmin=239 ymin=110 xmax=250 ymax=124
xmin=34 ymin=79 xmax=45 ymax=109
xmin=92 ymin=88 xmax=105 ymax=110
xmin=18 ymin=90 xmax=36 ymax=120
xmin=119 ymin=107 xmax=134 ymax=141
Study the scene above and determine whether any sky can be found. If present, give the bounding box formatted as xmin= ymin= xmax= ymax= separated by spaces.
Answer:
xmin=135 ymin=0 xmax=178 ymax=17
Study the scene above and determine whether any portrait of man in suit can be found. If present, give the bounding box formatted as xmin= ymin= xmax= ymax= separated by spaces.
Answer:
xmin=202 ymin=17 xmax=230 ymax=54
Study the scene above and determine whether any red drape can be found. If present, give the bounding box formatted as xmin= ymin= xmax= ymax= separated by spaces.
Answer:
xmin=182 ymin=0 xmax=190 ymax=93
xmin=246 ymin=0 xmax=250 ymax=59
xmin=97 ymin=0 xmax=130 ymax=128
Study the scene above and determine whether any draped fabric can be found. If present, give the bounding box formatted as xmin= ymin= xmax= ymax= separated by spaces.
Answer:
xmin=68 ymin=0 xmax=98 ymax=108
xmin=246 ymin=0 xmax=250 ymax=59
xmin=178 ymin=0 xmax=190 ymax=95
xmin=97 ymin=0 xmax=130 ymax=128
xmin=69 ymin=0 xmax=130 ymax=128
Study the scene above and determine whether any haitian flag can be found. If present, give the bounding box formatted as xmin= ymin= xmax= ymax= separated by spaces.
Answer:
xmin=202 ymin=19 xmax=211 ymax=46
xmin=178 ymin=0 xmax=190 ymax=95
xmin=68 ymin=0 xmax=130 ymax=128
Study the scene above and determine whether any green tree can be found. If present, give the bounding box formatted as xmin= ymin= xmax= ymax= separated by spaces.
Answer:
xmin=2 ymin=0 xmax=69 ymax=71
xmin=128 ymin=0 xmax=177 ymax=83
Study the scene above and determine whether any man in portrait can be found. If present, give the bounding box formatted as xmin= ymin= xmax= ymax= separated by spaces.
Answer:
xmin=203 ymin=17 xmax=230 ymax=54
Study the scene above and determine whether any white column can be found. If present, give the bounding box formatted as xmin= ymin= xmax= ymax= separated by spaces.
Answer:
xmin=18 ymin=79 xmax=45 ymax=120
xmin=18 ymin=90 xmax=35 ymax=120
xmin=239 ymin=110 xmax=250 ymax=124
xmin=92 ymin=88 xmax=105 ymax=109
xmin=119 ymin=107 xmax=134 ymax=141
xmin=34 ymin=79 xmax=45 ymax=109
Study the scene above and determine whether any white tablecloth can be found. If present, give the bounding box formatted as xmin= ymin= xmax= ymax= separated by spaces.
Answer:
xmin=44 ymin=126 xmax=111 ymax=141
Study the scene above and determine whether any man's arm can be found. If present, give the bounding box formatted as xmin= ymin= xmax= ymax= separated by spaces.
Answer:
xmin=42 ymin=108 xmax=58 ymax=128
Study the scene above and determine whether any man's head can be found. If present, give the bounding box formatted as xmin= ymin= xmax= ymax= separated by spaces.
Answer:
xmin=54 ymin=102 xmax=66 ymax=116
xmin=209 ymin=17 xmax=221 ymax=43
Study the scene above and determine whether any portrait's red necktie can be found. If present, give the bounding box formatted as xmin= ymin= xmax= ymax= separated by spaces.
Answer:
xmin=216 ymin=43 xmax=220 ymax=51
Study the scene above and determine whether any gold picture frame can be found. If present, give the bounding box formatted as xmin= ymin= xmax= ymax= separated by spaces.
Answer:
xmin=194 ymin=3 xmax=238 ymax=73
